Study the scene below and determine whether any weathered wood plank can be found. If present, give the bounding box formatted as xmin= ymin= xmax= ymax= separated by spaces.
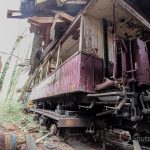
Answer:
xmin=52 ymin=10 xmax=75 ymax=22
xmin=83 ymin=14 xmax=104 ymax=58
xmin=79 ymin=15 xmax=84 ymax=51
xmin=28 ymin=16 xmax=64 ymax=25
xmin=26 ymin=134 xmax=37 ymax=150
xmin=40 ymin=38 xmax=59 ymax=62
xmin=36 ymin=132 xmax=51 ymax=144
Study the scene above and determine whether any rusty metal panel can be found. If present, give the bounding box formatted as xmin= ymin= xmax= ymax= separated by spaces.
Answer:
xmin=30 ymin=52 xmax=103 ymax=100
xmin=132 ymin=38 xmax=150 ymax=87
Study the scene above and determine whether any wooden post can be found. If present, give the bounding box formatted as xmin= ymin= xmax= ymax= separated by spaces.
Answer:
xmin=112 ymin=1 xmax=117 ymax=79
xmin=56 ymin=44 xmax=61 ymax=68
xmin=44 ymin=25 xmax=51 ymax=48
xmin=46 ymin=60 xmax=50 ymax=76
xmin=39 ymin=68 xmax=43 ymax=81
xmin=50 ymin=14 xmax=59 ymax=41
xmin=79 ymin=15 xmax=84 ymax=51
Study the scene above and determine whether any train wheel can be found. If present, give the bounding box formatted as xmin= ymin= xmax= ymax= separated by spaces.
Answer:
xmin=33 ymin=114 xmax=39 ymax=121
xmin=58 ymin=128 xmax=66 ymax=139
xmin=81 ymin=134 xmax=90 ymax=143
xmin=39 ymin=117 xmax=45 ymax=126
xmin=48 ymin=124 xmax=57 ymax=135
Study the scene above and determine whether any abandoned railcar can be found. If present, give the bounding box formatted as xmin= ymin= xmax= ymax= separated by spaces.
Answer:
xmin=26 ymin=0 xmax=150 ymax=147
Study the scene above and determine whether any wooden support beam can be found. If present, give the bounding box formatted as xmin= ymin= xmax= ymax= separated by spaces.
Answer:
xmin=7 ymin=9 xmax=20 ymax=13
xmin=52 ymin=10 xmax=75 ymax=22
xmin=28 ymin=16 xmax=64 ymax=26
xmin=7 ymin=9 xmax=21 ymax=18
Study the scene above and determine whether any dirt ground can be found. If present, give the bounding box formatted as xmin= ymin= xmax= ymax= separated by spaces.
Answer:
xmin=0 ymin=101 xmax=99 ymax=150
xmin=0 ymin=117 xmax=75 ymax=150
xmin=0 ymin=122 xmax=102 ymax=150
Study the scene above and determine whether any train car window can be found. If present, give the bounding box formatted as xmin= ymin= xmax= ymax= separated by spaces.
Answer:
xmin=60 ymin=34 xmax=79 ymax=63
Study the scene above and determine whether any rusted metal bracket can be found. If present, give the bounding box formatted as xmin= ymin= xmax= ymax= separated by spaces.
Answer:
xmin=105 ymin=98 xmax=127 ymax=111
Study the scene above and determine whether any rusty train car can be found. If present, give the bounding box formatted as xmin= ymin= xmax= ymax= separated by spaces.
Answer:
xmin=25 ymin=0 xmax=150 ymax=148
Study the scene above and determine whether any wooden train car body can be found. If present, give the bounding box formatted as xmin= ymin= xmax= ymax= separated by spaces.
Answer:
xmin=25 ymin=0 xmax=150 ymax=148
xmin=30 ymin=52 xmax=103 ymax=100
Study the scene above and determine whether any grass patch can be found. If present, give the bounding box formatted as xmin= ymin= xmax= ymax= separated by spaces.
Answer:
xmin=0 ymin=100 xmax=24 ymax=123
xmin=0 ymin=100 xmax=35 ymax=126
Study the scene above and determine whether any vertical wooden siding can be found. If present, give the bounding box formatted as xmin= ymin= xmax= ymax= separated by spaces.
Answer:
xmin=83 ymin=14 xmax=104 ymax=59
xmin=30 ymin=52 xmax=103 ymax=100
xmin=82 ymin=14 xmax=114 ymax=65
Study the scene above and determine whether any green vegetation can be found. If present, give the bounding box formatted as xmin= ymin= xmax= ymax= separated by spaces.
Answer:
xmin=0 ymin=33 xmax=25 ymax=91
xmin=0 ymin=100 xmax=35 ymax=128
xmin=0 ymin=30 xmax=36 ymax=130
xmin=0 ymin=100 xmax=24 ymax=123
xmin=6 ymin=61 xmax=18 ymax=101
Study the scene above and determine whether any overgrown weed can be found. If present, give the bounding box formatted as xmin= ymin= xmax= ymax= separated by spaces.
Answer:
xmin=0 ymin=100 xmax=23 ymax=123
xmin=0 ymin=100 xmax=35 ymax=126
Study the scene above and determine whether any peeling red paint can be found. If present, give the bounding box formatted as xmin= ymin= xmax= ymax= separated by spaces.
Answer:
xmin=30 ymin=52 xmax=103 ymax=100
